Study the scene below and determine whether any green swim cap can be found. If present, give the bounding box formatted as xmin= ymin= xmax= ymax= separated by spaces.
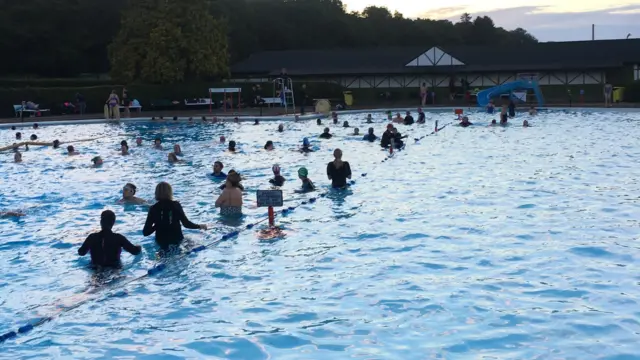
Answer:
xmin=298 ymin=167 xmax=308 ymax=177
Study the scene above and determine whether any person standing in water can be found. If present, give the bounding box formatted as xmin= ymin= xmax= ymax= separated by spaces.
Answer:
xmin=78 ymin=210 xmax=141 ymax=268
xmin=296 ymin=167 xmax=315 ymax=193
xmin=143 ymin=182 xmax=207 ymax=250
xmin=211 ymin=161 xmax=227 ymax=179
xmin=215 ymin=172 xmax=243 ymax=216
xmin=327 ymin=148 xmax=352 ymax=189
xmin=269 ymin=164 xmax=285 ymax=186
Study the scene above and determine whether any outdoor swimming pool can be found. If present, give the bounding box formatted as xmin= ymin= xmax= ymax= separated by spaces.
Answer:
xmin=1 ymin=109 xmax=640 ymax=359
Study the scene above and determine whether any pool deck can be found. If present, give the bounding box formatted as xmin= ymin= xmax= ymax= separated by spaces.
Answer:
xmin=2 ymin=102 xmax=638 ymax=125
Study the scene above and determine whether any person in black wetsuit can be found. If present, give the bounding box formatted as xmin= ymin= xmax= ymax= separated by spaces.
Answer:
xmin=363 ymin=127 xmax=377 ymax=142
xmin=319 ymin=127 xmax=332 ymax=139
xmin=78 ymin=210 xmax=141 ymax=268
xmin=508 ymin=99 xmax=516 ymax=117
xmin=327 ymin=148 xmax=352 ymax=189
xmin=380 ymin=124 xmax=393 ymax=148
xmin=269 ymin=164 xmax=285 ymax=186
xmin=392 ymin=127 xmax=407 ymax=149
xmin=417 ymin=109 xmax=426 ymax=124
xmin=404 ymin=111 xmax=414 ymax=125
xmin=143 ymin=182 xmax=207 ymax=250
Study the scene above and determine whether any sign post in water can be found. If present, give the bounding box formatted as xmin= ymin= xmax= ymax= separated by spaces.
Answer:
xmin=256 ymin=190 xmax=283 ymax=227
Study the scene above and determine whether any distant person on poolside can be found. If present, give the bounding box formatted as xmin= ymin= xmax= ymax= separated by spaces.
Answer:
xmin=366 ymin=114 xmax=373 ymax=123
xmin=119 ymin=183 xmax=146 ymax=204
xmin=295 ymin=167 xmax=315 ymax=193
xmin=264 ymin=140 xmax=274 ymax=151
xmin=78 ymin=210 xmax=142 ymax=268
xmin=153 ymin=138 xmax=163 ymax=150
xmin=319 ymin=127 xmax=332 ymax=139
xmin=300 ymin=137 xmax=314 ymax=153
xmin=136 ymin=137 xmax=143 ymax=146
xmin=67 ymin=145 xmax=79 ymax=155
xmin=420 ymin=82 xmax=428 ymax=106
xmin=228 ymin=140 xmax=237 ymax=152
xmin=529 ymin=106 xmax=537 ymax=115
xmin=269 ymin=164 xmax=285 ymax=186
xmin=327 ymin=148 xmax=352 ymax=189
xmin=417 ymin=108 xmax=426 ymax=124
xmin=363 ymin=127 xmax=377 ymax=142
xmin=215 ymin=172 xmax=243 ymax=217
xmin=14 ymin=151 xmax=22 ymax=163
xmin=91 ymin=156 xmax=103 ymax=167
xmin=143 ymin=182 xmax=207 ymax=250
xmin=106 ymin=90 xmax=120 ymax=121
xmin=173 ymin=144 xmax=183 ymax=156
xmin=459 ymin=116 xmax=473 ymax=128
xmin=219 ymin=170 xmax=245 ymax=190
xmin=604 ymin=82 xmax=613 ymax=107
xmin=404 ymin=111 xmax=414 ymax=125
xmin=211 ymin=161 xmax=227 ymax=179
xmin=487 ymin=100 xmax=495 ymax=114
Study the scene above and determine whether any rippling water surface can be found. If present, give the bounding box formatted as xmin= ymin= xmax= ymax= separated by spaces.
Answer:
xmin=1 ymin=110 xmax=640 ymax=359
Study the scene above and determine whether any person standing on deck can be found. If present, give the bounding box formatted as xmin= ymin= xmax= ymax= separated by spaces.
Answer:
xmin=604 ymin=82 xmax=613 ymax=107
xmin=420 ymin=82 xmax=428 ymax=106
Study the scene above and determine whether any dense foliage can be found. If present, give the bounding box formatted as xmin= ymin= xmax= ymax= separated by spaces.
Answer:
xmin=0 ymin=0 xmax=537 ymax=81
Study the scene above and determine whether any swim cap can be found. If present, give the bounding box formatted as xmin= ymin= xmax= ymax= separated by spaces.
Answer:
xmin=303 ymin=137 xmax=310 ymax=146
xmin=298 ymin=167 xmax=308 ymax=177
xmin=272 ymin=164 xmax=281 ymax=174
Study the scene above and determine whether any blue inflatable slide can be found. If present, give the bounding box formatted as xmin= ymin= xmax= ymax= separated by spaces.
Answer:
xmin=476 ymin=79 xmax=544 ymax=108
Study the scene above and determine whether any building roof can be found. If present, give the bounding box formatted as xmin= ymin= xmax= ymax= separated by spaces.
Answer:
xmin=231 ymin=39 xmax=640 ymax=76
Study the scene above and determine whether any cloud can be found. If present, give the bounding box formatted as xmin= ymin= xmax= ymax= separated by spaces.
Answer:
xmin=442 ymin=5 xmax=640 ymax=41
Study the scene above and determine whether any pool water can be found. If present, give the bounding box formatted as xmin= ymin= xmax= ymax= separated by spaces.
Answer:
xmin=1 ymin=110 xmax=640 ymax=359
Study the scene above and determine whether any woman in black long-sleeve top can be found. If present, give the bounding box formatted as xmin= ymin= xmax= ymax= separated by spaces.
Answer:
xmin=143 ymin=182 xmax=207 ymax=249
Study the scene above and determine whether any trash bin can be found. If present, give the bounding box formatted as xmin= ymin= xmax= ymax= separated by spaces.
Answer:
xmin=343 ymin=91 xmax=353 ymax=106
xmin=613 ymin=87 xmax=625 ymax=103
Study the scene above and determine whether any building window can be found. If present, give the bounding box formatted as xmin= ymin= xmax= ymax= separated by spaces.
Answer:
xmin=635 ymin=64 xmax=640 ymax=81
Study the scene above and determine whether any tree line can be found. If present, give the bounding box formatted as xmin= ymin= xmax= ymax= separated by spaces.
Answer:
xmin=0 ymin=0 xmax=537 ymax=83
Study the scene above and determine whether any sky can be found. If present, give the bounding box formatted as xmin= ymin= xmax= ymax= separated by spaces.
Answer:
xmin=342 ymin=0 xmax=640 ymax=41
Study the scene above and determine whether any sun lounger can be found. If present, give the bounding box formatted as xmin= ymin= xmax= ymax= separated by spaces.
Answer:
xmin=14 ymin=105 xmax=50 ymax=117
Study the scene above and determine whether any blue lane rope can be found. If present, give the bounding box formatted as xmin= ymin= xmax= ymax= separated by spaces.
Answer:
xmin=0 ymin=120 xmax=455 ymax=344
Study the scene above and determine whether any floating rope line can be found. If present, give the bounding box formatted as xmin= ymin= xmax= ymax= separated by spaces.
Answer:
xmin=0 ymin=120 xmax=455 ymax=345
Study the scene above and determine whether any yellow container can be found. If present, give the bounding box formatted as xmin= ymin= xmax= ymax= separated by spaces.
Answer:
xmin=613 ymin=87 xmax=624 ymax=103
xmin=343 ymin=91 xmax=354 ymax=106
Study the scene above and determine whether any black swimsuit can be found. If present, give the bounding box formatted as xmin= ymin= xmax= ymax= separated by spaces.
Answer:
xmin=78 ymin=230 xmax=140 ymax=267
xmin=143 ymin=200 xmax=200 ymax=249
xmin=327 ymin=161 xmax=352 ymax=188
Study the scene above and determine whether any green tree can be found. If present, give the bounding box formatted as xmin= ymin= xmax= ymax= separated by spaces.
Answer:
xmin=109 ymin=0 xmax=228 ymax=84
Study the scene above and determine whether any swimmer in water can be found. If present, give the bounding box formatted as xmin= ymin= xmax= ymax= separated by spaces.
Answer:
xmin=14 ymin=151 xmax=22 ymax=162
xmin=529 ymin=106 xmax=537 ymax=115
xmin=295 ymin=115 xmax=300 ymax=121
xmin=0 ymin=211 xmax=26 ymax=218
xmin=254 ymin=119 xmax=259 ymax=125
xmin=269 ymin=164 xmax=285 ymax=186
xmin=168 ymin=152 xmax=181 ymax=163
xmin=67 ymin=145 xmax=79 ymax=155
xmin=317 ymin=118 xmax=322 ymax=125
xmin=121 ymin=143 xmax=129 ymax=155
xmin=404 ymin=111 xmax=414 ymax=125
xmin=136 ymin=137 xmax=143 ymax=146
xmin=460 ymin=116 xmax=473 ymax=127
xmin=219 ymin=135 xmax=226 ymax=144
xmin=343 ymin=121 xmax=349 ymax=128
xmin=366 ymin=114 xmax=373 ymax=123
xmin=391 ymin=127 xmax=406 ymax=149
xmin=143 ymin=182 xmax=207 ymax=250
xmin=380 ymin=124 xmax=394 ymax=148
xmin=219 ymin=169 xmax=245 ymax=190
xmin=33 ymin=123 xmax=38 ymax=129
xmin=92 ymin=156 xmax=103 ymax=167
xmin=490 ymin=119 xmax=497 ymax=126
xmin=173 ymin=144 xmax=182 ymax=156
xmin=327 ymin=148 xmax=352 ymax=189
xmin=211 ymin=161 xmax=227 ymax=179
xmin=215 ymin=172 xmax=243 ymax=216
xmin=53 ymin=139 xmax=60 ymax=149
xmin=523 ymin=120 xmax=530 ymax=127
xmin=417 ymin=108 xmax=426 ymax=124
xmin=264 ymin=140 xmax=274 ymax=151
xmin=228 ymin=140 xmax=237 ymax=152
xmin=352 ymin=127 xmax=360 ymax=136
xmin=278 ymin=124 xmax=284 ymax=132
xmin=296 ymin=167 xmax=315 ymax=193
xmin=319 ymin=127 xmax=332 ymax=139
xmin=16 ymin=132 xmax=21 ymax=140
xmin=500 ymin=105 xmax=508 ymax=125
xmin=300 ymin=137 xmax=314 ymax=153
xmin=119 ymin=183 xmax=146 ymax=204
xmin=30 ymin=134 xmax=37 ymax=141
xmin=363 ymin=127 xmax=377 ymax=142
xmin=393 ymin=113 xmax=403 ymax=123
xmin=234 ymin=117 xmax=240 ymax=123
xmin=487 ymin=100 xmax=495 ymax=114
xmin=78 ymin=210 xmax=142 ymax=268
xmin=153 ymin=138 xmax=163 ymax=150
xmin=332 ymin=113 xmax=338 ymax=125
